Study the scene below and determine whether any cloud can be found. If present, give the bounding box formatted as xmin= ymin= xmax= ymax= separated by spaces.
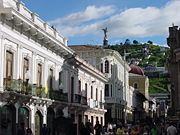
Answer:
xmin=49 ymin=5 xmax=116 ymax=26
xmin=49 ymin=0 xmax=180 ymax=38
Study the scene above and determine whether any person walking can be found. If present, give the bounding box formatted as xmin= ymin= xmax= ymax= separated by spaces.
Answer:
xmin=167 ymin=122 xmax=177 ymax=135
xmin=85 ymin=120 xmax=93 ymax=135
xmin=150 ymin=125 xmax=158 ymax=135
xmin=41 ymin=124 xmax=49 ymax=135
xmin=130 ymin=126 xmax=139 ymax=135
xmin=26 ymin=128 xmax=33 ymax=135
xmin=116 ymin=125 xmax=124 ymax=135
xmin=94 ymin=121 xmax=102 ymax=135
xmin=17 ymin=122 xmax=26 ymax=135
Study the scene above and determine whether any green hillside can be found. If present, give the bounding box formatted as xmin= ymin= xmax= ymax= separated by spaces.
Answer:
xmin=109 ymin=42 xmax=170 ymax=93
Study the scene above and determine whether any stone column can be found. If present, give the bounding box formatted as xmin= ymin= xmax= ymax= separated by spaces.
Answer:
xmin=43 ymin=58 xmax=48 ymax=87
xmin=0 ymin=34 xmax=4 ymax=91
xmin=16 ymin=44 xmax=22 ymax=79
xmin=30 ymin=105 xmax=35 ymax=134
xmin=31 ymin=52 xmax=37 ymax=84
xmin=43 ymin=105 xmax=47 ymax=124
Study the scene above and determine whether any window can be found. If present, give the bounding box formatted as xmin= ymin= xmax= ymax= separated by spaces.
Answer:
xmin=105 ymin=60 xmax=109 ymax=73
xmin=111 ymin=64 xmax=113 ymax=74
xmin=101 ymin=63 xmax=103 ymax=73
xmin=111 ymin=84 xmax=113 ymax=97
xmin=6 ymin=51 xmax=13 ymax=78
xmin=71 ymin=77 xmax=74 ymax=102
xmin=105 ymin=84 xmax=109 ymax=96
xmin=23 ymin=58 xmax=29 ymax=81
xmin=100 ymin=90 xmax=102 ymax=102
xmin=49 ymin=69 xmax=53 ymax=90
xmin=59 ymin=72 xmax=62 ymax=85
xmin=37 ymin=64 xmax=42 ymax=86
xmin=96 ymin=88 xmax=98 ymax=101
xmin=134 ymin=83 xmax=138 ymax=89
xmin=91 ymin=86 xmax=93 ymax=99
xmin=78 ymin=80 xmax=81 ymax=94
xmin=85 ymin=83 xmax=87 ymax=98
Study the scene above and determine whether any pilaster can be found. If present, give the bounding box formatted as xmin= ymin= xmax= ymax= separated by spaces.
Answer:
xmin=0 ymin=34 xmax=4 ymax=91
xmin=16 ymin=44 xmax=22 ymax=79
xmin=32 ymin=52 xmax=37 ymax=84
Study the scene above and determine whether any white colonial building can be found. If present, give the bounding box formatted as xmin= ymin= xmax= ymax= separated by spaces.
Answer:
xmin=0 ymin=0 xmax=107 ymax=135
xmin=70 ymin=45 xmax=131 ymax=123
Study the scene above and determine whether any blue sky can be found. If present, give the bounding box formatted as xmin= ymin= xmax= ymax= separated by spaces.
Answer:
xmin=21 ymin=0 xmax=178 ymax=46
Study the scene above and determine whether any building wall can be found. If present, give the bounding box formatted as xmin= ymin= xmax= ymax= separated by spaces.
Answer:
xmin=70 ymin=46 xmax=131 ymax=122
xmin=0 ymin=1 xmax=107 ymax=135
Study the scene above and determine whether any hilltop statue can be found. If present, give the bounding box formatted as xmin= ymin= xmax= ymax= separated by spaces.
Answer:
xmin=102 ymin=27 xmax=108 ymax=39
xmin=102 ymin=27 xmax=108 ymax=47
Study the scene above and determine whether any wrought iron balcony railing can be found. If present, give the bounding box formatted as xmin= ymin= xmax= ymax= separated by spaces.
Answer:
xmin=4 ymin=78 xmax=46 ymax=98
xmin=49 ymin=90 xmax=68 ymax=102
xmin=73 ymin=94 xmax=81 ymax=103
xmin=81 ymin=96 xmax=87 ymax=105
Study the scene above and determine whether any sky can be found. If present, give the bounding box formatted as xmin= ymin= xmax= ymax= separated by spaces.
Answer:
xmin=20 ymin=0 xmax=179 ymax=46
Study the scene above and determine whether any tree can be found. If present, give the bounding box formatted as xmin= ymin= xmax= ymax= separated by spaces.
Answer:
xmin=147 ymin=40 xmax=153 ymax=44
xmin=133 ymin=40 xmax=139 ymax=45
xmin=124 ymin=39 xmax=131 ymax=45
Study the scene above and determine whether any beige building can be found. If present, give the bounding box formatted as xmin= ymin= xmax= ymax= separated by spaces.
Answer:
xmin=70 ymin=45 xmax=131 ymax=123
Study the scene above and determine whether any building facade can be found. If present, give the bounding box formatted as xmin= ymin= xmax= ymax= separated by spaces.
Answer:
xmin=70 ymin=45 xmax=131 ymax=123
xmin=0 ymin=0 xmax=107 ymax=135
xmin=167 ymin=25 xmax=180 ymax=118
xmin=129 ymin=64 xmax=149 ymax=122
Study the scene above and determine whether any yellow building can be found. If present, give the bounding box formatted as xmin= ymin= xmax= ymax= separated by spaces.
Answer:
xmin=129 ymin=63 xmax=149 ymax=122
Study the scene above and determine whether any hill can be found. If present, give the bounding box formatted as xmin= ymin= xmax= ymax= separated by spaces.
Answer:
xmin=109 ymin=43 xmax=170 ymax=93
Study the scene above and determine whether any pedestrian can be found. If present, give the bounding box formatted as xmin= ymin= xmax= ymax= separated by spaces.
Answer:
xmin=116 ymin=125 xmax=124 ymax=135
xmin=17 ymin=122 xmax=26 ymax=135
xmin=130 ymin=126 xmax=139 ymax=135
xmin=167 ymin=122 xmax=177 ymax=135
xmin=26 ymin=128 xmax=33 ymax=135
xmin=107 ymin=122 xmax=113 ymax=133
xmin=80 ymin=122 xmax=89 ymax=135
xmin=94 ymin=121 xmax=102 ymax=135
xmin=41 ymin=124 xmax=49 ymax=135
xmin=150 ymin=125 xmax=158 ymax=135
xmin=85 ymin=120 xmax=93 ymax=135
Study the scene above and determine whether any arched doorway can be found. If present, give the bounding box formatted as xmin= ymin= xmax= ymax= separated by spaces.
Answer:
xmin=47 ymin=108 xmax=55 ymax=135
xmin=35 ymin=110 xmax=43 ymax=135
xmin=0 ymin=105 xmax=16 ymax=135
xmin=18 ymin=107 xmax=29 ymax=128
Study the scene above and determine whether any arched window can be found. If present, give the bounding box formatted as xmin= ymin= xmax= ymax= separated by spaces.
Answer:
xmin=105 ymin=60 xmax=109 ymax=73
xmin=134 ymin=83 xmax=138 ymax=89
xmin=101 ymin=63 xmax=103 ymax=73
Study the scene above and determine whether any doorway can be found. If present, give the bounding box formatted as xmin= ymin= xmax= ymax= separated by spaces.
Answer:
xmin=35 ymin=111 xmax=42 ymax=135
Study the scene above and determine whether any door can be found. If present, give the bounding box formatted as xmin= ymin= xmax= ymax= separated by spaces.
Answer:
xmin=35 ymin=111 xmax=42 ymax=135
xmin=18 ymin=107 xmax=29 ymax=129
xmin=0 ymin=105 xmax=15 ymax=135
xmin=47 ymin=108 xmax=55 ymax=135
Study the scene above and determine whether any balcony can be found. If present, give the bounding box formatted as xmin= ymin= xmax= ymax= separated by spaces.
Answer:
xmin=72 ymin=94 xmax=87 ymax=105
xmin=49 ymin=90 xmax=68 ymax=102
xmin=99 ymin=101 xmax=103 ymax=109
xmin=81 ymin=96 xmax=87 ymax=105
xmin=4 ymin=78 xmax=46 ymax=98
xmin=73 ymin=94 xmax=81 ymax=104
